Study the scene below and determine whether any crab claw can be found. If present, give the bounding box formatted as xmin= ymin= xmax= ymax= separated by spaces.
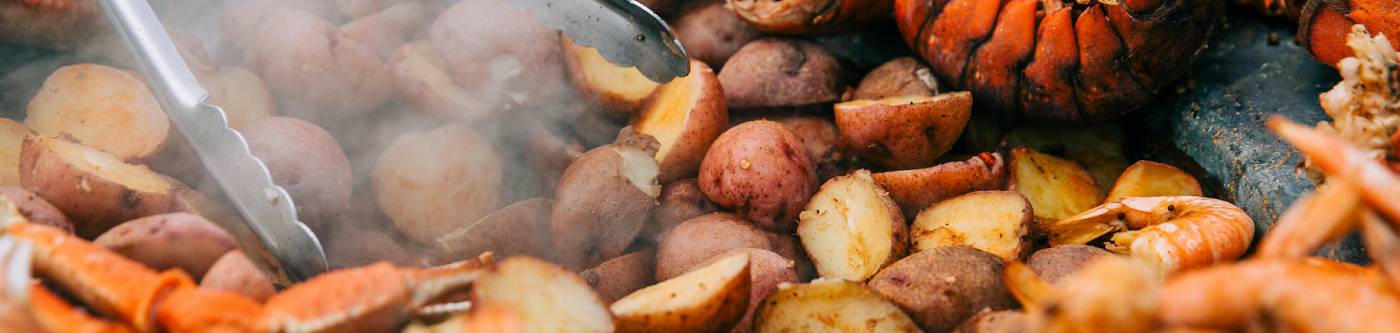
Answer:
xmin=0 ymin=236 xmax=43 ymax=332
xmin=261 ymin=256 xmax=491 ymax=333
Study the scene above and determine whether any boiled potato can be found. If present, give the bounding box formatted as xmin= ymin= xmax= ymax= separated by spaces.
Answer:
xmin=612 ymin=252 xmax=751 ymax=333
xmin=633 ymin=59 xmax=728 ymax=183
xmin=198 ymin=66 xmax=275 ymax=129
xmin=754 ymin=279 xmax=920 ymax=332
xmin=93 ymin=213 xmax=237 ymax=279
xmin=772 ymin=116 xmax=848 ymax=182
xmin=432 ymin=198 xmax=553 ymax=264
xmin=1010 ymin=147 xmax=1104 ymax=223
xmin=867 ymin=247 xmax=1018 ymax=333
xmin=953 ymin=310 xmax=1027 ymax=333
xmin=320 ymin=222 xmax=423 ymax=269
xmin=797 ymin=170 xmax=907 ymax=281
xmin=873 ymin=152 xmax=1007 ymax=217
xmin=655 ymin=213 xmax=805 ymax=281
xmin=0 ymin=119 xmax=32 ymax=187
xmin=551 ymin=144 xmax=661 ymax=270
xmin=564 ymin=37 xmax=662 ymax=114
xmin=337 ymin=2 xmax=428 ymax=60
xmin=20 ymin=135 xmax=179 ymax=238
xmin=472 ymin=257 xmax=616 ymax=333
xmin=717 ymin=39 xmax=847 ymax=109
xmin=698 ymin=248 xmax=799 ymax=333
xmin=1026 ymin=245 xmax=1113 ymax=284
xmin=25 ymin=64 xmax=169 ymax=162
xmin=374 ymin=124 xmax=502 ymax=245
xmin=1104 ymin=161 xmax=1203 ymax=203
xmin=644 ymin=179 xmax=718 ymax=244
xmin=429 ymin=0 xmax=568 ymax=106
xmin=581 ymin=249 xmax=656 ymax=304
xmin=241 ymin=117 xmax=352 ymax=227
xmin=912 ymin=191 xmax=1032 ymax=261
xmin=1002 ymin=123 xmax=1129 ymax=192
xmin=673 ymin=0 xmax=763 ymax=69
xmin=252 ymin=8 xmax=392 ymax=121
xmin=699 ymin=120 xmax=817 ymax=232
xmin=835 ymin=92 xmax=972 ymax=169
xmin=389 ymin=41 xmax=493 ymax=122
xmin=852 ymin=57 xmax=938 ymax=100
xmin=0 ymin=186 xmax=70 ymax=233
xmin=199 ymin=250 xmax=276 ymax=302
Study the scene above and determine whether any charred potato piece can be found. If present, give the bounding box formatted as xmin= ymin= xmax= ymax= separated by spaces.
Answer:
xmin=252 ymin=8 xmax=392 ymax=121
xmin=0 ymin=119 xmax=29 ymax=187
xmin=718 ymin=39 xmax=848 ymax=109
xmin=611 ymin=252 xmax=751 ymax=333
xmin=835 ymin=92 xmax=973 ymax=169
xmin=1104 ymin=161 xmax=1203 ymax=203
xmin=655 ymin=213 xmax=806 ymax=281
xmin=432 ymin=198 xmax=554 ymax=264
xmin=198 ymin=66 xmax=275 ymax=130
xmin=374 ymin=124 xmax=502 ymax=245
xmin=673 ymin=0 xmax=764 ymax=69
xmin=754 ymin=279 xmax=920 ymax=332
xmin=633 ymin=59 xmax=728 ymax=183
xmin=853 ymin=56 xmax=939 ymax=100
xmin=867 ymin=246 xmax=1018 ymax=333
xmin=199 ymin=250 xmax=276 ymax=302
xmin=551 ymin=144 xmax=661 ymax=270
xmin=873 ymin=152 xmax=1007 ymax=217
xmin=699 ymin=120 xmax=817 ymax=232
xmin=797 ymin=170 xmax=907 ymax=281
xmin=728 ymin=0 xmax=894 ymax=34
xmin=20 ymin=135 xmax=179 ymax=238
xmin=1010 ymin=147 xmax=1104 ymax=223
xmin=564 ymin=37 xmax=662 ymax=114
xmin=581 ymin=249 xmax=656 ymax=304
xmin=1026 ymin=245 xmax=1113 ymax=284
xmin=912 ymin=191 xmax=1032 ymax=261
xmin=0 ymin=186 xmax=71 ymax=232
xmin=472 ymin=257 xmax=615 ymax=333
xmin=644 ymin=179 xmax=718 ymax=244
xmin=241 ymin=117 xmax=352 ymax=227
xmin=25 ymin=64 xmax=169 ymax=162
xmin=1002 ymin=123 xmax=1129 ymax=192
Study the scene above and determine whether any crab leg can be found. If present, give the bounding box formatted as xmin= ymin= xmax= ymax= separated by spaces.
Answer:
xmin=29 ymin=284 xmax=133 ymax=333
xmin=261 ymin=257 xmax=489 ymax=333
xmin=1271 ymin=117 xmax=1400 ymax=225
xmin=1043 ymin=196 xmax=1254 ymax=274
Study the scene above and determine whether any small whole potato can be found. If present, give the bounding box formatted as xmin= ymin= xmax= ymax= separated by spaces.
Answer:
xmin=550 ymin=144 xmax=661 ymax=270
xmin=655 ymin=213 xmax=803 ymax=281
xmin=580 ymin=249 xmax=656 ymax=303
xmin=374 ymin=124 xmax=502 ymax=245
xmin=773 ymin=116 xmax=848 ymax=181
xmin=673 ymin=0 xmax=763 ymax=69
xmin=643 ymin=178 xmax=718 ymax=243
xmin=0 ymin=186 xmax=71 ymax=233
xmin=718 ymin=39 xmax=848 ymax=109
xmin=867 ymin=246 xmax=1018 ymax=333
xmin=1026 ymin=245 xmax=1113 ymax=284
xmin=200 ymin=250 xmax=276 ymax=302
xmin=252 ymin=8 xmax=392 ymax=121
xmin=429 ymin=0 xmax=568 ymax=105
xmin=93 ymin=213 xmax=238 ymax=279
xmin=853 ymin=57 xmax=939 ymax=100
xmin=698 ymin=120 xmax=817 ymax=232
xmin=241 ymin=117 xmax=352 ymax=227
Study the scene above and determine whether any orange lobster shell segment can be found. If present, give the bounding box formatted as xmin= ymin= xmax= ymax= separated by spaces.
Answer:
xmin=1020 ymin=8 xmax=1081 ymax=123
xmin=967 ymin=0 xmax=1038 ymax=113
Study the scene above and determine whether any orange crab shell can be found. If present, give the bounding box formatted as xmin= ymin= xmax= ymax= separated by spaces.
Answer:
xmin=1304 ymin=0 xmax=1400 ymax=66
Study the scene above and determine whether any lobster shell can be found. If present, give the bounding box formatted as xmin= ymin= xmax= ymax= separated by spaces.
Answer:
xmin=895 ymin=0 xmax=1225 ymax=123
xmin=1238 ymin=0 xmax=1400 ymax=66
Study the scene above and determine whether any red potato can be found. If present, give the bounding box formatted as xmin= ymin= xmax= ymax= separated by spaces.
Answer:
xmin=873 ymin=152 xmax=1008 ymax=218
xmin=20 ymin=135 xmax=181 ymax=238
xmin=199 ymin=251 xmax=276 ymax=302
xmin=835 ymin=92 xmax=973 ymax=169
xmin=611 ymin=252 xmax=751 ymax=332
xmin=580 ymin=249 xmax=656 ymax=304
xmin=699 ymin=248 xmax=800 ymax=333
xmin=853 ymin=56 xmax=939 ymax=100
xmin=1104 ymin=160 xmax=1204 ymax=203
xmin=773 ymin=116 xmax=849 ymax=182
xmin=198 ymin=67 xmax=276 ymax=130
xmin=1009 ymin=147 xmax=1104 ymax=223
xmin=717 ymin=39 xmax=848 ymax=109
xmin=241 ymin=117 xmax=353 ymax=227
xmin=374 ymin=124 xmax=503 ymax=245
xmin=699 ymin=121 xmax=817 ymax=232
xmin=1026 ymin=245 xmax=1113 ymax=284
xmin=0 ymin=119 xmax=32 ymax=187
xmin=321 ymin=223 xmax=424 ymax=269
xmin=728 ymin=0 xmax=893 ymax=34
xmin=673 ymin=0 xmax=764 ymax=69
xmin=338 ymin=2 xmax=428 ymax=61
xmin=551 ymin=144 xmax=661 ymax=270
xmin=431 ymin=198 xmax=554 ymax=264
xmin=471 ymin=257 xmax=616 ymax=333
xmin=564 ymin=37 xmax=662 ymax=114
xmin=429 ymin=0 xmax=569 ymax=106
xmin=643 ymin=178 xmax=718 ymax=243
xmin=92 ymin=213 xmax=237 ymax=279
xmin=797 ymin=170 xmax=908 ymax=281
xmin=24 ymin=64 xmax=170 ymax=162
xmin=388 ymin=41 xmax=494 ymax=123
xmin=0 ymin=186 xmax=71 ymax=233
xmin=867 ymin=246 xmax=1018 ymax=333
xmin=654 ymin=213 xmax=807 ymax=281
xmin=253 ymin=8 xmax=392 ymax=122
xmin=633 ymin=59 xmax=729 ymax=183
xmin=912 ymin=191 xmax=1033 ymax=261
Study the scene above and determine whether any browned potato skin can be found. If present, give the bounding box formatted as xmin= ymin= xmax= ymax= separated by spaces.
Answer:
xmin=655 ymin=213 xmax=804 ymax=281
xmin=432 ymin=198 xmax=554 ymax=264
xmin=673 ymin=0 xmax=763 ymax=69
xmin=835 ymin=92 xmax=973 ymax=170
xmin=0 ymin=186 xmax=71 ymax=233
xmin=92 ymin=213 xmax=237 ymax=279
xmin=580 ymin=249 xmax=656 ymax=303
xmin=374 ymin=124 xmax=502 ymax=246
xmin=718 ymin=39 xmax=847 ymax=109
xmin=867 ymin=246 xmax=1018 ymax=333
xmin=696 ymin=248 xmax=799 ymax=333
xmin=643 ymin=179 xmax=718 ymax=243
xmin=953 ymin=310 xmax=1027 ymax=333
xmin=698 ymin=121 xmax=817 ymax=232
xmin=1026 ymin=245 xmax=1113 ymax=285
xmin=200 ymin=251 xmax=276 ymax=302
xmin=773 ymin=116 xmax=848 ymax=181
xmin=430 ymin=0 xmax=568 ymax=105
xmin=873 ymin=152 xmax=1007 ymax=217
xmin=551 ymin=145 xmax=659 ymax=270
xmin=853 ymin=57 xmax=938 ymax=100
xmin=20 ymin=135 xmax=180 ymax=238
xmin=634 ymin=60 xmax=729 ymax=183
xmin=252 ymin=8 xmax=392 ymax=121
xmin=241 ymin=117 xmax=352 ymax=227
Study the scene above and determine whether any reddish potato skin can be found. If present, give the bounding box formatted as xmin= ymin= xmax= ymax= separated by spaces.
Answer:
xmin=429 ymin=0 xmax=568 ymax=105
xmin=252 ymin=8 xmax=392 ymax=121
xmin=200 ymin=251 xmax=276 ymax=302
xmin=241 ymin=117 xmax=352 ymax=227
xmin=717 ymin=39 xmax=848 ymax=109
xmin=20 ymin=136 xmax=180 ymax=238
xmin=92 ymin=213 xmax=237 ymax=279
xmin=643 ymin=179 xmax=718 ymax=243
xmin=853 ymin=57 xmax=938 ymax=100
xmin=873 ymin=152 xmax=1007 ymax=217
xmin=0 ymin=186 xmax=71 ymax=233
xmin=580 ymin=249 xmax=657 ymax=303
xmin=696 ymin=248 xmax=799 ymax=333
xmin=673 ymin=0 xmax=764 ymax=69
xmin=636 ymin=60 xmax=729 ymax=184
xmin=654 ymin=213 xmax=804 ymax=281
xmin=773 ymin=116 xmax=848 ymax=182
xmin=550 ymin=145 xmax=659 ymax=270
xmin=699 ymin=121 xmax=817 ymax=232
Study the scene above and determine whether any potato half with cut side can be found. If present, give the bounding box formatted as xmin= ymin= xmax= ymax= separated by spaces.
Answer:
xmin=472 ymin=257 xmax=616 ymax=333
xmin=835 ymin=92 xmax=972 ymax=169
xmin=753 ymin=279 xmax=921 ymax=333
xmin=1104 ymin=161 xmax=1203 ymax=203
xmin=25 ymin=64 xmax=170 ymax=162
xmin=873 ymin=152 xmax=1007 ymax=218
xmin=0 ymin=119 xmax=32 ymax=187
xmin=611 ymin=252 xmax=751 ymax=333
xmin=912 ymin=191 xmax=1032 ymax=261
xmin=1002 ymin=123 xmax=1129 ymax=192
xmin=582 ymin=249 xmax=656 ymax=304
xmin=1010 ymin=147 xmax=1104 ymax=223
xmin=797 ymin=170 xmax=907 ymax=281
xmin=431 ymin=198 xmax=554 ymax=264
xmin=20 ymin=135 xmax=179 ymax=238
xmin=551 ymin=144 xmax=662 ymax=270
xmin=633 ymin=59 xmax=728 ymax=183
xmin=565 ymin=37 xmax=662 ymax=114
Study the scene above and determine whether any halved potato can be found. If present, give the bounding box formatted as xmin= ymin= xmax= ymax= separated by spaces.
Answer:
xmin=20 ymin=135 xmax=178 ymax=238
xmin=834 ymin=92 xmax=973 ymax=169
xmin=753 ymin=279 xmax=921 ymax=332
xmin=24 ymin=64 xmax=170 ymax=162
xmin=1002 ymin=123 xmax=1129 ymax=192
xmin=611 ymin=252 xmax=751 ymax=333
xmin=198 ymin=66 xmax=275 ymax=129
xmin=633 ymin=59 xmax=728 ymax=183
xmin=1104 ymin=161 xmax=1203 ymax=203
xmin=431 ymin=198 xmax=554 ymax=263
xmin=0 ymin=119 xmax=32 ymax=187
xmin=564 ymin=37 xmax=661 ymax=114
xmin=873 ymin=152 xmax=1007 ymax=218
xmin=797 ymin=170 xmax=907 ymax=281
xmin=582 ymin=249 xmax=656 ymax=304
xmin=912 ymin=191 xmax=1032 ymax=261
xmin=472 ymin=257 xmax=616 ymax=333
xmin=1010 ymin=148 xmax=1104 ymax=223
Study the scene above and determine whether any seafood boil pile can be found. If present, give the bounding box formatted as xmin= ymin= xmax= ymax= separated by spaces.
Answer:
xmin=0 ymin=0 xmax=1397 ymax=332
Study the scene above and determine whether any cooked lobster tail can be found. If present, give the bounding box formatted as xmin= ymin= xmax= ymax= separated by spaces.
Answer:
xmin=895 ymin=0 xmax=1225 ymax=123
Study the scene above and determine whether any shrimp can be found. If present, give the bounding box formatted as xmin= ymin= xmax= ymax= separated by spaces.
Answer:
xmin=1003 ymin=257 xmax=1161 ymax=333
xmin=1039 ymin=196 xmax=1254 ymax=274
